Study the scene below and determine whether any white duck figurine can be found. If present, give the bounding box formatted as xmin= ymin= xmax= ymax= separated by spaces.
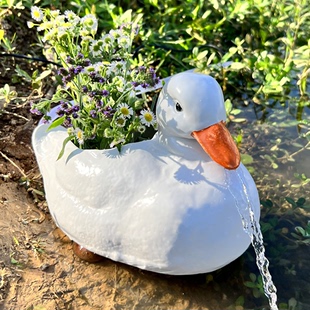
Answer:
xmin=32 ymin=71 xmax=260 ymax=275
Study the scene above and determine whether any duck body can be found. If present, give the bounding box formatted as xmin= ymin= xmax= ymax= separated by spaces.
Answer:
xmin=32 ymin=72 xmax=260 ymax=275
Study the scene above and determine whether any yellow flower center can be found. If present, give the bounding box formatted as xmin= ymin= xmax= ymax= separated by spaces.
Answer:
xmin=34 ymin=11 xmax=41 ymax=19
xmin=120 ymin=107 xmax=129 ymax=115
xmin=144 ymin=113 xmax=153 ymax=122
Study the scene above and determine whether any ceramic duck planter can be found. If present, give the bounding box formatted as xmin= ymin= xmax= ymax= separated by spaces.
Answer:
xmin=32 ymin=71 xmax=260 ymax=275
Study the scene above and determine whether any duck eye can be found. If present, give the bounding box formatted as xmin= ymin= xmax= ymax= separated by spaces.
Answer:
xmin=175 ymin=102 xmax=183 ymax=112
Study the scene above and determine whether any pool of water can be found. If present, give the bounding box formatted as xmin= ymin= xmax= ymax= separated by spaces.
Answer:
xmin=225 ymin=98 xmax=310 ymax=309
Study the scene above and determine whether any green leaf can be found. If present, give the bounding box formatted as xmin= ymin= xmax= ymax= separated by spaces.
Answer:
xmin=244 ymin=281 xmax=257 ymax=288
xmin=261 ymin=199 xmax=273 ymax=208
xmin=225 ymin=99 xmax=233 ymax=113
xmin=297 ymin=197 xmax=306 ymax=207
xmin=235 ymin=295 xmax=244 ymax=306
xmin=10 ymin=256 xmax=19 ymax=265
xmin=241 ymin=153 xmax=254 ymax=165
xmin=15 ymin=65 xmax=32 ymax=82
xmin=47 ymin=116 xmax=66 ymax=131
xmin=57 ymin=135 xmax=75 ymax=160
xmin=285 ymin=197 xmax=297 ymax=207
xmin=197 ymin=50 xmax=209 ymax=60
xmin=35 ymin=70 xmax=52 ymax=82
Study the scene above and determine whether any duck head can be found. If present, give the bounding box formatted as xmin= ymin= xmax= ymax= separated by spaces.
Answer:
xmin=156 ymin=71 xmax=240 ymax=170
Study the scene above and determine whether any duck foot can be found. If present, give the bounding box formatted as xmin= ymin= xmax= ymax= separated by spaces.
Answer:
xmin=72 ymin=242 xmax=104 ymax=263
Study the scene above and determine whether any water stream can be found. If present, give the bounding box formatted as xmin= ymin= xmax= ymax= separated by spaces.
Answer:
xmin=226 ymin=169 xmax=279 ymax=310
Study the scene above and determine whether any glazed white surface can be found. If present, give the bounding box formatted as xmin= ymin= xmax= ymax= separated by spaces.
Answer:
xmin=32 ymin=72 xmax=260 ymax=275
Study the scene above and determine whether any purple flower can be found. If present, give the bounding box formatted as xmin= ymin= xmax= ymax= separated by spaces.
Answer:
xmin=139 ymin=66 xmax=146 ymax=72
xmin=102 ymin=90 xmax=109 ymax=97
xmin=74 ymin=65 xmax=83 ymax=74
xmin=62 ymin=74 xmax=73 ymax=84
xmin=83 ymin=59 xmax=91 ymax=66
xmin=102 ymin=106 xmax=114 ymax=118
xmin=30 ymin=103 xmax=43 ymax=116
xmin=141 ymin=82 xmax=149 ymax=88
xmin=82 ymin=86 xmax=88 ymax=93
xmin=69 ymin=66 xmax=75 ymax=74
xmin=131 ymin=81 xmax=140 ymax=87
xmin=89 ymin=91 xmax=97 ymax=98
xmin=66 ymin=56 xmax=74 ymax=64
xmin=72 ymin=105 xmax=80 ymax=112
xmin=41 ymin=117 xmax=50 ymax=124
xmin=61 ymin=102 xmax=68 ymax=109
xmin=90 ymin=110 xmax=97 ymax=118
xmin=89 ymin=71 xmax=97 ymax=79
xmin=63 ymin=117 xmax=72 ymax=127
xmin=30 ymin=108 xmax=42 ymax=115
xmin=57 ymin=67 xmax=68 ymax=76
xmin=72 ymin=112 xmax=79 ymax=119
xmin=77 ymin=52 xmax=84 ymax=59
xmin=56 ymin=108 xmax=65 ymax=116
xmin=65 ymin=107 xmax=73 ymax=115
xmin=96 ymin=100 xmax=103 ymax=108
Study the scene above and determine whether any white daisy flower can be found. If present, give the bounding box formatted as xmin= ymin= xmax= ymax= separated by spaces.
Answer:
xmin=115 ymin=61 xmax=127 ymax=73
xmin=90 ymin=39 xmax=104 ymax=57
xmin=81 ymin=14 xmax=98 ymax=34
xmin=75 ymin=128 xmax=84 ymax=145
xmin=118 ymin=103 xmax=133 ymax=118
xmin=139 ymin=110 xmax=156 ymax=127
xmin=80 ymin=29 xmax=91 ymax=37
xmin=50 ymin=10 xmax=60 ymax=18
xmin=93 ymin=62 xmax=105 ymax=72
xmin=31 ymin=6 xmax=43 ymax=22
xmin=106 ymin=61 xmax=118 ymax=76
xmin=109 ymin=29 xmax=122 ymax=39
xmin=55 ymin=15 xmax=65 ymax=25
xmin=102 ymin=34 xmax=114 ymax=45
xmin=57 ymin=27 xmax=68 ymax=39
xmin=117 ymin=35 xmax=131 ymax=49
xmin=84 ymin=65 xmax=96 ymax=74
xmin=115 ymin=116 xmax=126 ymax=127
xmin=64 ymin=10 xmax=79 ymax=24
xmin=137 ymin=125 xmax=146 ymax=133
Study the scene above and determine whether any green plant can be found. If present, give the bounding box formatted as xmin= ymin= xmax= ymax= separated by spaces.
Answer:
xmin=291 ymin=221 xmax=310 ymax=244
xmin=29 ymin=7 xmax=160 ymax=156
xmin=0 ymin=83 xmax=17 ymax=109
xmin=14 ymin=65 xmax=52 ymax=92
xmin=285 ymin=197 xmax=309 ymax=210
xmin=0 ymin=30 xmax=16 ymax=53
xmin=244 ymin=272 xmax=265 ymax=299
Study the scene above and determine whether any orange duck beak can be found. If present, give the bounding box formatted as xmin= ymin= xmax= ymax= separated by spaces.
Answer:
xmin=192 ymin=121 xmax=240 ymax=170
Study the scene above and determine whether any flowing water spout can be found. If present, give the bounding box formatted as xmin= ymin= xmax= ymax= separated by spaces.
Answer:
xmin=226 ymin=169 xmax=278 ymax=310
